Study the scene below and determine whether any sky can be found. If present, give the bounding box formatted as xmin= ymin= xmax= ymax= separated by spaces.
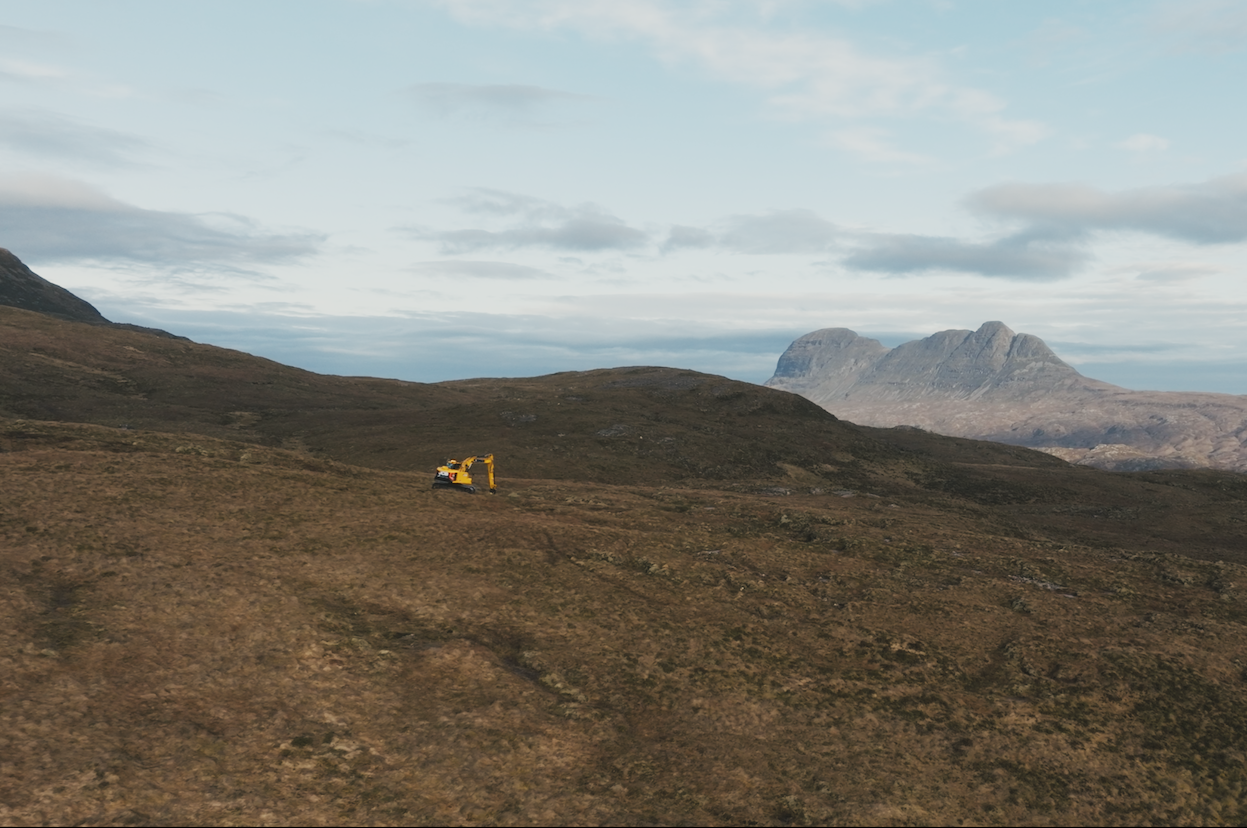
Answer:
xmin=1 ymin=0 xmax=1246 ymax=393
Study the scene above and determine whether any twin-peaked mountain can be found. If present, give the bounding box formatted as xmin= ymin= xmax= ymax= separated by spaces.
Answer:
xmin=767 ymin=322 xmax=1247 ymax=472
xmin=768 ymin=322 xmax=1100 ymax=403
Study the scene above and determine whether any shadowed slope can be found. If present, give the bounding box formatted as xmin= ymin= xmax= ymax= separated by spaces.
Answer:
xmin=0 ymin=248 xmax=108 ymax=324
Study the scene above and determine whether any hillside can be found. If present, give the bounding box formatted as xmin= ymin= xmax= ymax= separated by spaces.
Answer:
xmin=4 ymin=305 xmax=1246 ymax=564
xmin=4 ymin=288 xmax=1247 ymax=824
xmin=767 ymin=323 xmax=1247 ymax=472
xmin=4 ymin=419 xmax=1247 ymax=826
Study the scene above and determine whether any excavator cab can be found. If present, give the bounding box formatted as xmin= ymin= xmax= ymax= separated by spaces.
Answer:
xmin=432 ymin=453 xmax=496 ymax=494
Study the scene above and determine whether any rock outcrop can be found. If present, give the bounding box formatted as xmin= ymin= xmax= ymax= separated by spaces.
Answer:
xmin=768 ymin=322 xmax=1247 ymax=472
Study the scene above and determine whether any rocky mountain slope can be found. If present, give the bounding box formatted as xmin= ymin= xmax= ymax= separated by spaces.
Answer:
xmin=767 ymin=322 xmax=1247 ymax=472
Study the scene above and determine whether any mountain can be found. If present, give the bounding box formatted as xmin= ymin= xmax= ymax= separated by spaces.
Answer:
xmin=0 ymin=248 xmax=184 ymax=339
xmin=5 ymin=259 xmax=1247 ymax=825
xmin=0 ymin=247 xmax=109 ymax=323
xmin=767 ymin=322 xmax=1247 ymax=473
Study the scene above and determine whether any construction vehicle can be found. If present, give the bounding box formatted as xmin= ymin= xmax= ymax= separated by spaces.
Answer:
xmin=432 ymin=454 xmax=496 ymax=494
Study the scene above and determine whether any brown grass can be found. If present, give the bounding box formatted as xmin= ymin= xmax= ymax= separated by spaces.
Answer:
xmin=4 ymin=419 xmax=1247 ymax=825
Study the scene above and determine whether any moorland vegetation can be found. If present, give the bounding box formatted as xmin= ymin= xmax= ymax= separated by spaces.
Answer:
xmin=3 ymin=302 xmax=1247 ymax=825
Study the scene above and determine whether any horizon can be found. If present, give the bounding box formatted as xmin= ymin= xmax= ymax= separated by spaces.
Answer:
xmin=2 ymin=1 xmax=1245 ymax=393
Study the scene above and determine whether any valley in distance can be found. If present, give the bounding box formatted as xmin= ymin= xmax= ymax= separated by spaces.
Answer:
xmin=3 ymin=247 xmax=1247 ymax=826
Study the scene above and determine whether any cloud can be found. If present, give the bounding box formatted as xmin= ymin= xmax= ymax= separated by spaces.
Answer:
xmin=0 ymin=173 xmax=323 ymax=270
xmin=966 ymin=173 xmax=1247 ymax=244
xmin=415 ymin=189 xmax=847 ymax=258
xmin=661 ymin=225 xmax=716 ymax=252
xmin=1149 ymin=0 xmax=1247 ymax=54
xmin=407 ymin=260 xmax=553 ymax=279
xmin=1117 ymin=133 xmax=1169 ymax=153
xmin=0 ymin=56 xmax=69 ymax=84
xmin=0 ymin=24 xmax=64 ymax=51
xmin=403 ymin=82 xmax=595 ymax=124
xmin=0 ymin=55 xmax=132 ymax=98
xmin=443 ymin=188 xmax=571 ymax=221
xmin=825 ymin=127 xmax=933 ymax=166
xmin=661 ymin=209 xmax=840 ymax=255
xmin=428 ymin=0 xmax=1043 ymax=147
xmin=405 ymin=188 xmax=649 ymax=253
xmin=419 ymin=219 xmax=647 ymax=254
xmin=716 ymin=209 xmax=839 ymax=254
xmin=844 ymin=232 xmax=1089 ymax=281
xmin=0 ymin=108 xmax=151 ymax=166
xmin=848 ymin=173 xmax=1247 ymax=281
xmin=1129 ymin=261 xmax=1225 ymax=282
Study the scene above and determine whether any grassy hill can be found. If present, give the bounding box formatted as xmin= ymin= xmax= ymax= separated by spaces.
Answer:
xmin=3 ymin=306 xmax=1247 ymax=825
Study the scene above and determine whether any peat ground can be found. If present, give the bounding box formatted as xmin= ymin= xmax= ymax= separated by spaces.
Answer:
xmin=3 ymin=420 xmax=1247 ymax=825
xmin=4 ymin=308 xmax=1247 ymax=824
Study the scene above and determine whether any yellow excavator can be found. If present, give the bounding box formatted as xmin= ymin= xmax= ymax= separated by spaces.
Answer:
xmin=432 ymin=454 xmax=496 ymax=494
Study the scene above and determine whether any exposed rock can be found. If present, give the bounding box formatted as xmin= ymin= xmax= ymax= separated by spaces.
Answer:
xmin=768 ymin=322 xmax=1247 ymax=473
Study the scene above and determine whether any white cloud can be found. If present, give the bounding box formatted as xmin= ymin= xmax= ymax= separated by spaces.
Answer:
xmin=1117 ymin=133 xmax=1170 ymax=153
xmin=981 ymin=115 xmax=1051 ymax=154
xmin=407 ymin=209 xmax=649 ymax=254
xmin=967 ymin=173 xmax=1247 ymax=244
xmin=844 ymin=232 xmax=1089 ymax=281
xmin=661 ymin=225 xmax=716 ymax=252
xmin=428 ymin=0 xmax=1043 ymax=146
xmin=413 ymin=190 xmax=849 ymax=257
xmin=0 ymin=57 xmax=69 ymax=83
xmin=0 ymin=108 xmax=151 ymax=166
xmin=407 ymin=260 xmax=554 ymax=279
xmin=1149 ymin=0 xmax=1247 ymax=54
xmin=0 ymin=173 xmax=323 ymax=270
xmin=716 ymin=209 xmax=839 ymax=254
xmin=825 ymin=127 xmax=933 ymax=165
xmin=403 ymin=82 xmax=595 ymax=124
xmin=1127 ymin=261 xmax=1225 ymax=282
xmin=841 ymin=173 xmax=1247 ymax=280
xmin=0 ymin=55 xmax=132 ymax=98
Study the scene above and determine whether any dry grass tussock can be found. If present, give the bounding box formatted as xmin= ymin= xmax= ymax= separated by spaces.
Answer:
xmin=3 ymin=419 xmax=1247 ymax=825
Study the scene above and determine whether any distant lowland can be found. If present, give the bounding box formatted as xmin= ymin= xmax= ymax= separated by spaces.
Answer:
xmin=767 ymin=322 xmax=1247 ymax=473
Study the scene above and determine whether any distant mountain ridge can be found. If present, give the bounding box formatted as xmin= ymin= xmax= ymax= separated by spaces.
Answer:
xmin=767 ymin=322 xmax=1247 ymax=472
